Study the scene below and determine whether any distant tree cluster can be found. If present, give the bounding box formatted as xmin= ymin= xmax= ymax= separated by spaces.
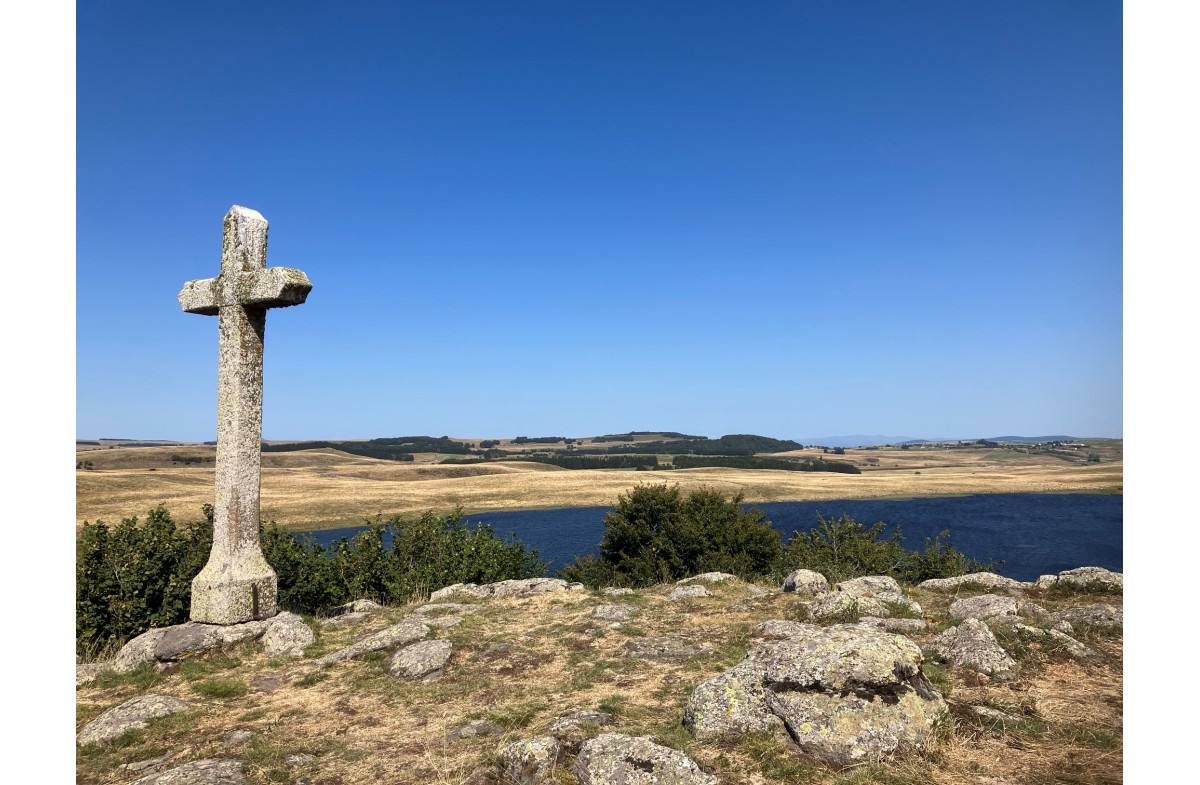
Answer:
xmin=262 ymin=436 xmax=472 ymax=460
xmin=672 ymin=455 xmax=860 ymax=474
xmin=512 ymin=436 xmax=572 ymax=445
xmin=169 ymin=454 xmax=213 ymax=466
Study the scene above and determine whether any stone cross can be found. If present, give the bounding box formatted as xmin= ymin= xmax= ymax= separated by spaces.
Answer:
xmin=178 ymin=205 xmax=312 ymax=624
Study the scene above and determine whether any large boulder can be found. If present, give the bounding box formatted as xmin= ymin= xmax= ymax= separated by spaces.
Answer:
xmin=114 ymin=628 xmax=169 ymax=672
xmin=923 ymin=619 xmax=1017 ymax=679
xmin=261 ymin=612 xmax=314 ymax=657
xmin=837 ymin=575 xmax=904 ymax=599
xmin=782 ymin=569 xmax=829 ymax=595
xmin=315 ymin=617 xmax=430 ymax=666
xmin=573 ymin=733 xmax=717 ymax=785
xmin=77 ymin=661 xmax=115 ymax=687
xmin=1037 ymin=567 xmax=1123 ymax=591
xmin=802 ymin=591 xmax=922 ymax=621
xmin=683 ymin=625 xmax=946 ymax=766
xmin=129 ymin=758 xmax=246 ymax=785
xmin=919 ymin=572 xmax=1029 ymax=592
xmin=326 ymin=599 xmax=382 ymax=616
xmin=948 ymin=595 xmax=1018 ymax=622
xmin=155 ymin=620 xmax=271 ymax=662
xmin=77 ymin=694 xmax=192 ymax=746
xmin=388 ymin=639 xmax=452 ymax=679
xmin=501 ymin=736 xmax=561 ymax=784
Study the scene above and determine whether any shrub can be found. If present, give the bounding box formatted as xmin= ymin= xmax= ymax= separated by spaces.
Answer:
xmin=558 ymin=484 xmax=782 ymax=587
xmin=776 ymin=513 xmax=994 ymax=584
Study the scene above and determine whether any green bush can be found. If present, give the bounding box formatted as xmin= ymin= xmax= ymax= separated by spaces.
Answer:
xmin=777 ymin=512 xmax=994 ymax=584
xmin=77 ymin=506 xmax=545 ymax=654
xmin=559 ymin=484 xmax=782 ymax=587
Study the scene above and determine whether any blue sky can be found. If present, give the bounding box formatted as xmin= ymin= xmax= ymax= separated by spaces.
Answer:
xmin=76 ymin=1 xmax=1122 ymax=441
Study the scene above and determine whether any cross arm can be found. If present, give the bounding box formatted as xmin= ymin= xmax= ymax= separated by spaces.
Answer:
xmin=179 ymin=267 xmax=313 ymax=315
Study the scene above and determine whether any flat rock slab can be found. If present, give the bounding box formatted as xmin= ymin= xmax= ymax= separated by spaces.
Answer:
xmin=449 ymin=719 xmax=505 ymax=740
xmin=836 ymin=575 xmax=904 ymax=598
xmin=431 ymin=578 xmax=585 ymax=601
xmin=78 ymin=694 xmax=192 ymax=746
xmin=668 ymin=585 xmax=711 ymax=601
xmin=923 ymin=619 xmax=1017 ymax=679
xmin=327 ymin=599 xmax=382 ymax=616
xmin=388 ymin=639 xmax=452 ymax=679
xmin=676 ymin=572 xmax=737 ymax=584
xmin=623 ymin=637 xmax=712 ymax=661
xmin=755 ymin=620 xmax=824 ymax=640
xmin=919 ymin=572 xmax=1029 ymax=592
xmin=949 ymin=594 xmax=1018 ymax=622
xmin=603 ymin=587 xmax=635 ymax=596
xmin=1050 ymin=604 xmax=1123 ymax=627
xmin=320 ymin=612 xmax=368 ymax=628
xmin=502 ymin=736 xmax=562 ymax=784
xmin=782 ymin=569 xmax=829 ymax=595
xmin=129 ymin=758 xmax=246 ymax=785
xmin=592 ymin=604 xmax=638 ymax=622
xmin=423 ymin=615 xmax=464 ymax=628
xmin=156 ymin=620 xmax=271 ymax=661
xmin=223 ymin=729 xmax=256 ymax=745
xmin=803 ymin=591 xmax=921 ymax=621
xmin=1053 ymin=566 xmax=1123 ymax=590
xmin=315 ymin=617 xmax=430 ymax=666
xmin=573 ymin=733 xmax=716 ymax=785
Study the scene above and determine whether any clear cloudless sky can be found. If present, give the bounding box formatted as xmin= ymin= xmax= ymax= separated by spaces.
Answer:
xmin=76 ymin=0 xmax=1122 ymax=442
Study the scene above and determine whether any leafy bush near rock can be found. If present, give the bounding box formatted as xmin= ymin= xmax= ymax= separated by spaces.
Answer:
xmin=77 ymin=505 xmax=545 ymax=653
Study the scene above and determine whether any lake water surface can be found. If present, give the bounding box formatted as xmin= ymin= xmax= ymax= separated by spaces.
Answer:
xmin=300 ymin=493 xmax=1122 ymax=583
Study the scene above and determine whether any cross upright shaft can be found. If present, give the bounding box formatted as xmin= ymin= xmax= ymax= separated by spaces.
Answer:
xmin=179 ymin=206 xmax=312 ymax=624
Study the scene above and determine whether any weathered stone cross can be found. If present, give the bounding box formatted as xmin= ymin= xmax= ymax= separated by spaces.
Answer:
xmin=178 ymin=205 xmax=313 ymax=624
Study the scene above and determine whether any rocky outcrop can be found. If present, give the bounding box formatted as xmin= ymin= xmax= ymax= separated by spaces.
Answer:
xmin=327 ymin=599 xmax=382 ymax=616
xmin=548 ymin=711 xmax=613 ymax=734
xmin=114 ymin=628 xmax=171 ymax=672
xmin=676 ymin=572 xmax=737 ymax=584
xmin=1010 ymin=623 xmax=1104 ymax=663
xmin=755 ymin=620 xmax=823 ymax=640
xmin=683 ymin=625 xmax=946 ymax=766
xmin=315 ymin=617 xmax=430 ymax=666
xmin=603 ymin=587 xmax=634 ymax=596
xmin=801 ymin=591 xmax=922 ymax=621
xmin=388 ymin=639 xmax=452 ymax=679
xmin=502 ymin=736 xmax=561 ymax=784
xmin=592 ymin=604 xmax=638 ymax=622
xmin=573 ymin=733 xmax=717 ymax=785
xmin=919 ymin=573 xmax=1029 ymax=592
xmin=623 ymin=637 xmax=712 ymax=661
xmin=837 ymin=575 xmax=905 ymax=598
xmin=1035 ymin=567 xmax=1122 ymax=591
xmin=669 ymin=585 xmax=711 ymax=601
xmin=782 ymin=569 xmax=829 ymax=595
xmin=129 ymin=758 xmax=246 ymax=785
xmin=449 ymin=719 xmax=504 ymax=740
xmin=77 ymin=661 xmax=114 ymax=687
xmin=948 ymin=594 xmax=1018 ymax=622
xmin=415 ymin=602 xmax=483 ymax=615
xmin=923 ymin=619 xmax=1017 ymax=679
xmin=78 ymin=694 xmax=192 ymax=746
xmin=858 ymin=616 xmax=928 ymax=634
xmin=430 ymin=578 xmax=584 ymax=601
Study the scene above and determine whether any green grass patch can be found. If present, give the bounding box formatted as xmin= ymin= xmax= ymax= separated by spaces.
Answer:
xmin=732 ymin=731 xmax=822 ymax=781
xmin=239 ymin=708 xmax=268 ymax=722
xmin=596 ymin=695 xmax=625 ymax=718
xmin=922 ymin=662 xmax=952 ymax=698
xmin=191 ymin=677 xmax=248 ymax=698
xmin=90 ymin=663 xmax=163 ymax=691
xmin=293 ymin=671 xmax=331 ymax=688
xmin=883 ymin=599 xmax=923 ymax=619
xmin=485 ymin=701 xmax=545 ymax=730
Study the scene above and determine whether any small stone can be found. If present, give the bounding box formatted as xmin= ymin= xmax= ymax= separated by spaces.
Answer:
xmin=327 ymin=599 xmax=382 ymax=616
xmin=1051 ymin=620 xmax=1074 ymax=635
xmin=388 ymin=639 xmax=452 ymax=679
xmin=501 ymin=736 xmax=561 ymax=784
xmin=448 ymin=719 xmax=504 ymax=740
xmin=591 ymin=604 xmax=638 ymax=622
xmin=415 ymin=602 xmax=483 ymax=615
xmin=262 ymin=612 xmax=314 ymax=657
xmin=969 ymin=705 xmax=1021 ymax=724
xmin=623 ymin=637 xmax=712 ymax=661
xmin=548 ymin=711 xmax=612 ymax=734
xmin=77 ymin=694 xmax=192 ymax=746
xmin=484 ymin=642 xmax=514 ymax=655
xmin=923 ymin=619 xmax=1017 ymax=679
xmin=285 ymin=754 xmax=315 ymax=768
xmin=727 ymin=604 xmax=750 ymax=612
xmin=669 ymin=585 xmax=711 ymax=601
xmin=603 ymin=587 xmax=634 ymax=596
xmin=223 ymin=729 xmax=255 ymax=745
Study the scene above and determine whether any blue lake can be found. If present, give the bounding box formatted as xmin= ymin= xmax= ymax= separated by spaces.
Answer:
xmin=298 ymin=493 xmax=1122 ymax=583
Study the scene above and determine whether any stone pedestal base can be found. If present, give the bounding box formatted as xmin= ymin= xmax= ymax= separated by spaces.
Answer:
xmin=190 ymin=562 xmax=278 ymax=624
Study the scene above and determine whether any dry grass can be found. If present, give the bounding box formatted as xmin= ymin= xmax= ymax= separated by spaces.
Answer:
xmin=76 ymin=581 xmax=1121 ymax=785
xmin=76 ymin=444 xmax=1122 ymax=531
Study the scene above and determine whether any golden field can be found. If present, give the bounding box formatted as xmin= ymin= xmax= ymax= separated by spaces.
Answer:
xmin=76 ymin=440 xmax=1122 ymax=532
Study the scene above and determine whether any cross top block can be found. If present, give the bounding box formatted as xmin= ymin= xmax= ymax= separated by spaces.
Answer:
xmin=178 ymin=205 xmax=313 ymax=315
